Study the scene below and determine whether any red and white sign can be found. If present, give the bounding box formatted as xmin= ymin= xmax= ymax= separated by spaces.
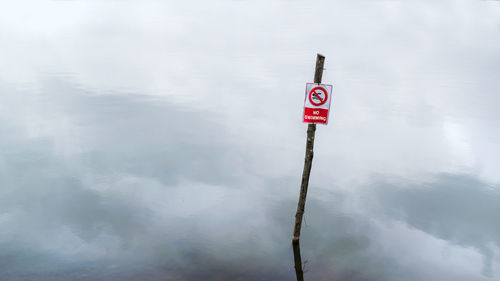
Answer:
xmin=303 ymin=83 xmax=333 ymax=125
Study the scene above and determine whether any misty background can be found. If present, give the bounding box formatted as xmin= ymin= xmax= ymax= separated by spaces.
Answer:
xmin=1 ymin=0 xmax=500 ymax=280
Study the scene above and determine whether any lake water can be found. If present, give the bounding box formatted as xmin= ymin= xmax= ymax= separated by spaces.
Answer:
xmin=1 ymin=1 xmax=500 ymax=280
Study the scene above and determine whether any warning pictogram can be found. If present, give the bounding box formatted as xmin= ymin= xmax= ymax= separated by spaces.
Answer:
xmin=308 ymin=87 xmax=328 ymax=106
xmin=303 ymin=83 xmax=333 ymax=125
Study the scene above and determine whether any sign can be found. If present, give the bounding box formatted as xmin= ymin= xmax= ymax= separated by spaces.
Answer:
xmin=303 ymin=83 xmax=333 ymax=125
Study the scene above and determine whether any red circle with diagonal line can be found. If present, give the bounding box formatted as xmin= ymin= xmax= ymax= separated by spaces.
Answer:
xmin=308 ymin=87 xmax=328 ymax=106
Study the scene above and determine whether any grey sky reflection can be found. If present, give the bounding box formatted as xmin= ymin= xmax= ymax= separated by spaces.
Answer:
xmin=1 ymin=0 xmax=500 ymax=280
xmin=1 ymin=82 xmax=499 ymax=281
xmin=370 ymin=175 xmax=500 ymax=277
xmin=0 ymin=81 xmax=297 ymax=280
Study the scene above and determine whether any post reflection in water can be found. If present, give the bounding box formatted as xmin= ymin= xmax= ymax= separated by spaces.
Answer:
xmin=292 ymin=239 xmax=305 ymax=281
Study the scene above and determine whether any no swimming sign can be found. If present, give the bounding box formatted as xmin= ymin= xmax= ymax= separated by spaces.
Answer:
xmin=303 ymin=83 xmax=333 ymax=125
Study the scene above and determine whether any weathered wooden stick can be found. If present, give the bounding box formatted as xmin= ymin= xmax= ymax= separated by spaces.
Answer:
xmin=293 ymin=53 xmax=325 ymax=243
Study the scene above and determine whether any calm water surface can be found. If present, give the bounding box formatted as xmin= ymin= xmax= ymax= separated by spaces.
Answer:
xmin=1 ymin=1 xmax=500 ymax=280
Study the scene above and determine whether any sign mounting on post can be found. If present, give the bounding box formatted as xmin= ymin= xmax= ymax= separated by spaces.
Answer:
xmin=303 ymin=83 xmax=333 ymax=125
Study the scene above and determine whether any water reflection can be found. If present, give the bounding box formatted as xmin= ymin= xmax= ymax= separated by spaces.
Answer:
xmin=370 ymin=174 xmax=500 ymax=278
xmin=292 ymin=240 xmax=305 ymax=281
xmin=1 ymin=77 xmax=500 ymax=280
xmin=1 ymin=0 xmax=500 ymax=280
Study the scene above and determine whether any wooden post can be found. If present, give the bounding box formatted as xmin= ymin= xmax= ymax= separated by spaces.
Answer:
xmin=292 ymin=53 xmax=325 ymax=281
xmin=293 ymin=53 xmax=325 ymax=243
